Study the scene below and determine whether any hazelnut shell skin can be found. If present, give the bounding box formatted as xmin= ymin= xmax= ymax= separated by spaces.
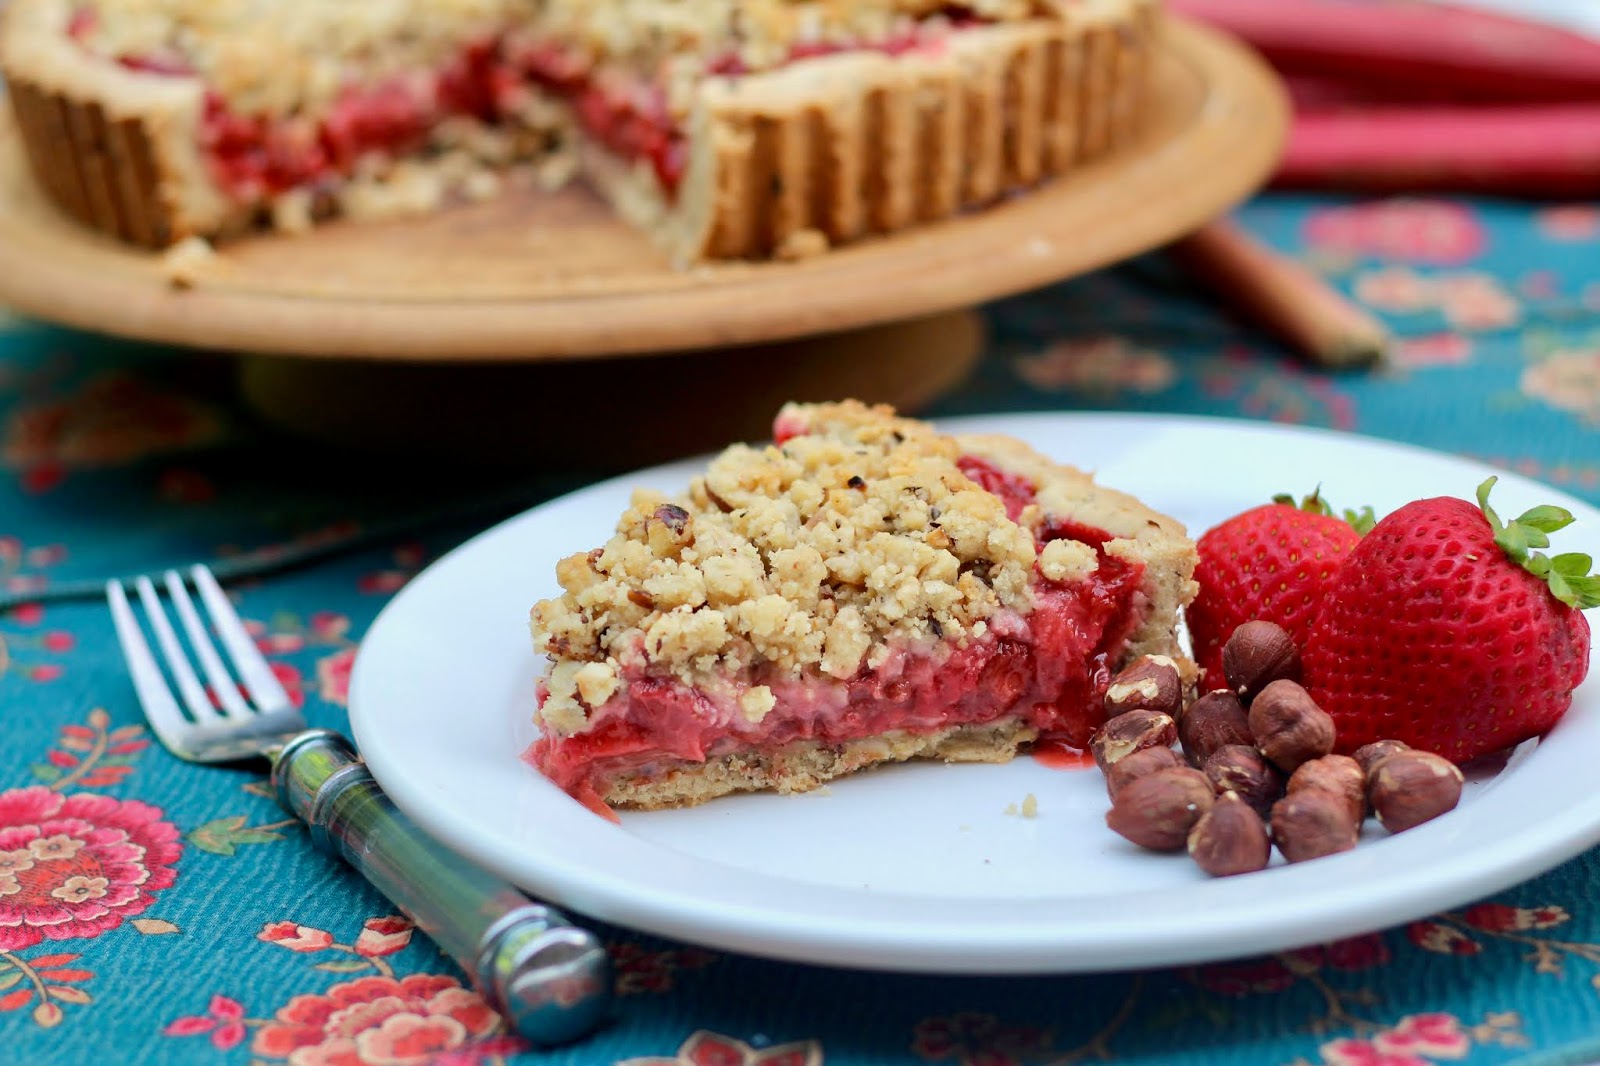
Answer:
xmin=1352 ymin=740 xmax=1410 ymax=776
xmin=1203 ymin=744 xmax=1286 ymax=819
xmin=1179 ymin=690 xmax=1254 ymax=767
xmin=1091 ymin=709 xmax=1179 ymax=774
xmin=1368 ymin=751 xmax=1464 ymax=833
xmin=1104 ymin=655 xmax=1184 ymax=719
xmin=1188 ymin=791 xmax=1271 ymax=877
xmin=1287 ymin=754 xmax=1366 ymax=825
xmin=1222 ymin=620 xmax=1303 ymax=701
xmin=1271 ymin=790 xmax=1360 ymax=863
xmin=1248 ymin=679 xmax=1337 ymax=773
xmin=1106 ymin=767 xmax=1215 ymax=851
xmin=1105 ymin=746 xmax=1184 ymax=800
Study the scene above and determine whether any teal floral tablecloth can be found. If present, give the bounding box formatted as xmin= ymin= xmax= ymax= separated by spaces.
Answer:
xmin=3 ymin=194 xmax=1600 ymax=1066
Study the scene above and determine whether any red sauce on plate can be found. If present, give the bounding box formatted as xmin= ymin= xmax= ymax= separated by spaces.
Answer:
xmin=1032 ymin=738 xmax=1096 ymax=771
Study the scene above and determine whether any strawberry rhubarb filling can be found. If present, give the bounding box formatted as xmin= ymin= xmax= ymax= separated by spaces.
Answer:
xmin=69 ymin=9 xmax=987 ymax=205
xmin=527 ymin=456 xmax=1145 ymax=805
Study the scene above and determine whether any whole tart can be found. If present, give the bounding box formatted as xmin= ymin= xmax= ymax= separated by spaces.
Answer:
xmin=527 ymin=401 xmax=1197 ymax=810
xmin=0 ymin=0 xmax=1161 ymax=261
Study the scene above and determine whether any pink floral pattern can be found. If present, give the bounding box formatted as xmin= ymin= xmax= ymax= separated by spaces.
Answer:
xmin=1198 ymin=347 xmax=1358 ymax=429
xmin=1392 ymin=334 xmax=1472 ymax=368
xmin=1412 ymin=920 xmax=1481 ymax=956
xmin=1 ymin=373 xmax=225 ymax=493
xmin=252 ymin=973 xmax=514 ymax=1064
xmin=358 ymin=543 xmax=428 ymax=596
xmin=1012 ymin=337 xmax=1176 ymax=394
xmin=164 ymin=994 xmax=249 ymax=1051
xmin=620 ymin=1030 xmax=822 ymax=1066
xmin=611 ymin=940 xmax=718 ymax=996
xmin=1195 ymin=935 xmax=1389 ymax=998
xmin=1522 ymin=346 xmax=1600 ymax=425
xmin=317 ymin=647 xmax=357 ymax=707
xmin=0 ymin=787 xmax=180 ymax=950
xmin=1291 ymin=1013 xmax=1523 ymax=1066
xmin=1537 ymin=205 xmax=1600 ymax=242
xmin=912 ymin=1013 xmax=1051 ymax=1066
xmin=1353 ymin=267 xmax=1521 ymax=329
xmin=1304 ymin=201 xmax=1486 ymax=264
xmin=1461 ymin=904 xmax=1569 ymax=932
xmin=259 ymin=921 xmax=337 ymax=953
xmin=353 ymin=916 xmax=413 ymax=958
xmin=0 ymin=537 xmax=65 ymax=601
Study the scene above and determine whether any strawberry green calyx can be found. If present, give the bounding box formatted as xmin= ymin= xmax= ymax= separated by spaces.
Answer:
xmin=1477 ymin=476 xmax=1600 ymax=609
xmin=1271 ymin=489 xmax=1376 ymax=535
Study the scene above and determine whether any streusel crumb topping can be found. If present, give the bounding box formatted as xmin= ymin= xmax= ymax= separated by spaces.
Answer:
xmin=71 ymin=0 xmax=1057 ymax=118
xmin=75 ymin=0 xmax=529 ymax=115
xmin=531 ymin=401 xmax=1043 ymax=732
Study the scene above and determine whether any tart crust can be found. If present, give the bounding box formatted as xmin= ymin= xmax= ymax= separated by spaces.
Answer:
xmin=1 ymin=0 xmax=1162 ymax=259
xmin=2 ymin=0 xmax=228 ymax=245
xmin=606 ymin=720 xmax=1035 ymax=811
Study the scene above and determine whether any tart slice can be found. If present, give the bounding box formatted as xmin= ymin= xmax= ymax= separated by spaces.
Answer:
xmin=527 ymin=401 xmax=1196 ymax=810
xmin=1 ymin=0 xmax=1160 ymax=260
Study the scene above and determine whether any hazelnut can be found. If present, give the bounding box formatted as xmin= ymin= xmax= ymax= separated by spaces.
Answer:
xmin=1248 ymin=680 xmax=1336 ymax=773
xmin=1352 ymin=739 xmax=1410 ymax=776
xmin=1271 ymin=790 xmax=1360 ymax=863
xmin=1222 ymin=620 xmax=1303 ymax=701
xmin=1287 ymin=754 xmax=1366 ymax=825
xmin=1368 ymin=751 xmax=1463 ymax=833
xmin=1090 ymin=709 xmax=1178 ymax=773
xmin=1202 ymin=744 xmax=1285 ymax=819
xmin=1179 ymin=690 xmax=1253 ymax=766
xmin=1105 ymin=767 xmax=1215 ymax=851
xmin=1188 ymin=791 xmax=1271 ymax=877
xmin=1104 ymin=745 xmax=1184 ymax=800
xmin=1104 ymin=655 xmax=1184 ymax=719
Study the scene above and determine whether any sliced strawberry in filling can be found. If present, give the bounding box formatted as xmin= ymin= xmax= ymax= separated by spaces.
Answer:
xmin=528 ymin=456 xmax=1144 ymax=800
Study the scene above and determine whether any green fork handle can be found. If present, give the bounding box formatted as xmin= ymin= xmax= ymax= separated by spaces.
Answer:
xmin=270 ymin=730 xmax=611 ymax=1046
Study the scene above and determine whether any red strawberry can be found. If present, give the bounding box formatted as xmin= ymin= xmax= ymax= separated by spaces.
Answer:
xmin=1303 ymin=477 xmax=1595 ymax=764
xmin=1188 ymin=492 xmax=1371 ymax=687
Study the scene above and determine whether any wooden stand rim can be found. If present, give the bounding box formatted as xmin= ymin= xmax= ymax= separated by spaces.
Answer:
xmin=0 ymin=19 xmax=1287 ymax=362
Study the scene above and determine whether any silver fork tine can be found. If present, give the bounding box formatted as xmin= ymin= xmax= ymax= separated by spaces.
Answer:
xmin=163 ymin=570 xmax=252 ymax=719
xmin=135 ymin=575 xmax=228 ymax=721
xmin=107 ymin=581 xmax=194 ymax=748
xmin=191 ymin=565 xmax=293 ymax=712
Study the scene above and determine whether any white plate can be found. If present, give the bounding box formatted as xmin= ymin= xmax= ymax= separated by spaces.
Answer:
xmin=348 ymin=414 xmax=1600 ymax=974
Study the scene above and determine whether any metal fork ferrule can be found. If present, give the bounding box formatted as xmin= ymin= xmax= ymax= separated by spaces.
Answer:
xmin=271 ymin=730 xmax=369 ymax=855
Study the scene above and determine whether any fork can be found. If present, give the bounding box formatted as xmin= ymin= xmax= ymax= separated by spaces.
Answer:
xmin=108 ymin=565 xmax=611 ymax=1046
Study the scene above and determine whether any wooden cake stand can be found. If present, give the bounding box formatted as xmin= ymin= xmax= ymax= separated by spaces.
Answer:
xmin=0 ymin=19 xmax=1286 ymax=467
